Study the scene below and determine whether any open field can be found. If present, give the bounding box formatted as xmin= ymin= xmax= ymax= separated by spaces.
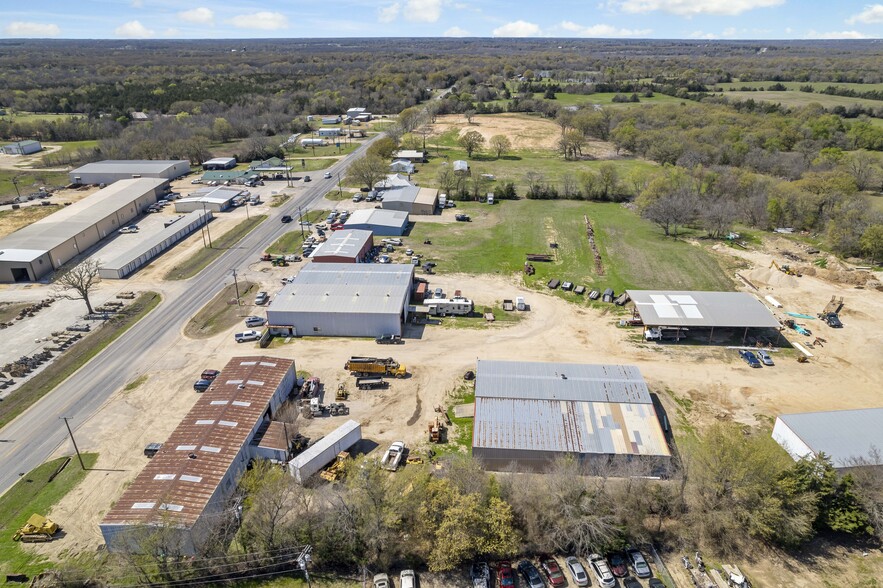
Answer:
xmin=549 ymin=92 xmax=686 ymax=107
xmin=0 ymin=168 xmax=69 ymax=200
xmin=408 ymin=200 xmax=735 ymax=294
xmin=45 ymin=140 xmax=99 ymax=159
xmin=0 ymin=112 xmax=86 ymax=123
xmin=0 ymin=453 xmax=98 ymax=577
xmin=164 ymin=215 xmax=267 ymax=280
xmin=717 ymin=80 xmax=883 ymax=92
xmin=716 ymin=90 xmax=883 ymax=111
xmin=184 ymin=281 xmax=257 ymax=339
xmin=0 ymin=292 xmax=161 ymax=430
xmin=0 ymin=204 xmax=62 ymax=238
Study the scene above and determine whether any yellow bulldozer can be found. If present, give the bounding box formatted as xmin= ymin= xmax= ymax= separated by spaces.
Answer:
xmin=13 ymin=514 xmax=60 ymax=543
xmin=428 ymin=416 xmax=446 ymax=443
xmin=319 ymin=451 xmax=350 ymax=482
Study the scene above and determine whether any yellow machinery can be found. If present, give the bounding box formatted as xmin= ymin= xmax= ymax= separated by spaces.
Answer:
xmin=344 ymin=357 xmax=408 ymax=378
xmin=428 ymin=416 xmax=446 ymax=443
xmin=336 ymin=383 xmax=349 ymax=401
xmin=13 ymin=514 xmax=59 ymax=542
xmin=319 ymin=451 xmax=350 ymax=482
xmin=770 ymin=260 xmax=801 ymax=277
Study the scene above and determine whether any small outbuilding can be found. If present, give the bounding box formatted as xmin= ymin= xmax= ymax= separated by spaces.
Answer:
xmin=2 ymin=140 xmax=42 ymax=155
xmin=773 ymin=408 xmax=883 ymax=469
xmin=318 ymin=128 xmax=342 ymax=137
xmin=453 ymin=160 xmax=469 ymax=173
xmin=202 ymin=157 xmax=237 ymax=170
xmin=199 ymin=170 xmax=253 ymax=184
xmin=267 ymin=263 xmax=415 ymax=338
xmin=390 ymin=159 xmax=415 ymax=174
xmin=392 ymin=150 xmax=426 ymax=163
xmin=311 ymin=229 xmax=374 ymax=263
xmin=344 ymin=208 xmax=408 ymax=236
xmin=175 ymin=186 xmax=244 ymax=213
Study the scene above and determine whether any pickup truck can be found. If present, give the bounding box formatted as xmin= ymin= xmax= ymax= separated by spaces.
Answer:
xmin=381 ymin=441 xmax=405 ymax=471
xmin=235 ymin=330 xmax=261 ymax=343
xmin=245 ymin=316 xmax=266 ymax=327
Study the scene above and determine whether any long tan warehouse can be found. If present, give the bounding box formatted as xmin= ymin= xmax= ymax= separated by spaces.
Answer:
xmin=0 ymin=178 xmax=167 ymax=282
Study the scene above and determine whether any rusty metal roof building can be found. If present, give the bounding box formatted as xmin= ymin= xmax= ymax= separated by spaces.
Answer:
xmin=473 ymin=360 xmax=670 ymax=471
xmin=99 ymin=356 xmax=296 ymax=555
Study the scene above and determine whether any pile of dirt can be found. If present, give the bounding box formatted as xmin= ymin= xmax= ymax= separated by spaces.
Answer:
xmin=800 ymin=266 xmax=877 ymax=286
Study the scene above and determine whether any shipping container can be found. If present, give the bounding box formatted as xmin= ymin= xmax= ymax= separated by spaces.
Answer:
xmin=287 ymin=420 xmax=361 ymax=483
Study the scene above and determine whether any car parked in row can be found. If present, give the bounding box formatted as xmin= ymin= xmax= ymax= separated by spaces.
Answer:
xmin=373 ymin=574 xmax=390 ymax=588
xmin=471 ymin=562 xmax=490 ymax=588
xmin=540 ymin=555 xmax=566 ymax=587
xmin=234 ymin=330 xmax=261 ymax=343
xmin=606 ymin=552 xmax=628 ymax=578
xmin=739 ymin=349 xmax=762 ymax=368
xmin=626 ymin=548 xmax=652 ymax=578
xmin=245 ymin=316 xmax=266 ymax=328
xmin=118 ymin=225 xmax=139 ymax=234
xmin=400 ymin=569 xmax=416 ymax=588
xmin=193 ymin=378 xmax=212 ymax=392
xmin=201 ymin=369 xmax=220 ymax=381
xmin=588 ymin=554 xmax=616 ymax=588
xmin=255 ymin=291 xmax=269 ymax=305
xmin=498 ymin=561 xmax=516 ymax=588
xmin=622 ymin=578 xmax=642 ymax=588
xmin=564 ymin=557 xmax=589 ymax=587
xmin=756 ymin=349 xmax=775 ymax=366
xmin=517 ymin=561 xmax=545 ymax=588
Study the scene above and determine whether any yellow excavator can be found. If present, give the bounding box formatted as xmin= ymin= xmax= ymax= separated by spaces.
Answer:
xmin=770 ymin=260 xmax=801 ymax=277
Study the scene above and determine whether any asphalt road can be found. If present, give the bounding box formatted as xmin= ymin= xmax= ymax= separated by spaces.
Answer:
xmin=0 ymin=134 xmax=382 ymax=496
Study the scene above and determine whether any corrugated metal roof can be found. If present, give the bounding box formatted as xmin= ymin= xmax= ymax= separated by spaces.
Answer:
xmin=0 ymin=248 xmax=46 ymax=262
xmin=101 ymin=356 xmax=294 ymax=528
xmin=777 ymin=408 xmax=883 ymax=466
xmin=99 ymin=210 xmax=210 ymax=272
xmin=0 ymin=178 xmax=165 ymax=252
xmin=344 ymin=208 xmax=409 ymax=229
xmin=190 ymin=186 xmax=244 ymax=200
xmin=476 ymin=360 xmax=651 ymax=404
xmin=71 ymin=160 xmax=188 ymax=175
xmin=473 ymin=397 xmax=669 ymax=457
xmin=203 ymin=157 xmax=236 ymax=166
xmin=627 ymin=290 xmax=780 ymax=328
xmin=268 ymin=263 xmax=413 ymax=315
xmin=311 ymin=229 xmax=372 ymax=259
xmin=415 ymin=187 xmax=438 ymax=206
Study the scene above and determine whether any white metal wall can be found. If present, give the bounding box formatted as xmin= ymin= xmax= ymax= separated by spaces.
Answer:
xmin=772 ymin=417 xmax=814 ymax=461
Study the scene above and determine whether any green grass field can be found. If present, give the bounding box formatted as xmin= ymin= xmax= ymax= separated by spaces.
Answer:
xmin=550 ymin=92 xmax=686 ymax=108
xmin=165 ymin=215 xmax=267 ymax=280
xmin=0 ymin=169 xmax=69 ymax=199
xmin=717 ymin=90 xmax=883 ymax=111
xmin=0 ymin=453 xmax=98 ymax=576
xmin=46 ymin=139 xmax=99 ymax=158
xmin=0 ymin=112 xmax=86 ymax=123
xmin=266 ymin=210 xmax=328 ymax=254
xmin=717 ymin=80 xmax=883 ymax=92
xmin=408 ymin=200 xmax=734 ymax=295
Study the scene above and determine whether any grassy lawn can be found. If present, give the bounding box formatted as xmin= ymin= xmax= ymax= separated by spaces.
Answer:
xmin=265 ymin=210 xmax=328 ymax=254
xmin=0 ymin=453 xmax=99 ymax=576
xmin=408 ymin=200 xmax=734 ymax=295
xmin=184 ymin=281 xmax=257 ymax=339
xmin=441 ymin=384 xmax=475 ymax=456
xmin=0 ymin=112 xmax=86 ymax=123
xmin=550 ymin=92 xmax=685 ymax=107
xmin=165 ymin=215 xmax=267 ymax=280
xmin=0 ymin=291 xmax=160 ymax=430
xmin=269 ymin=193 xmax=291 ymax=208
xmin=324 ymin=189 xmax=351 ymax=201
xmin=287 ymin=142 xmax=360 ymax=158
xmin=717 ymin=80 xmax=883 ymax=92
xmin=438 ymin=304 xmax=525 ymax=329
xmin=0 ymin=169 xmax=70 ymax=200
xmin=289 ymin=158 xmax=340 ymax=173
xmin=46 ymin=139 xmax=99 ymax=158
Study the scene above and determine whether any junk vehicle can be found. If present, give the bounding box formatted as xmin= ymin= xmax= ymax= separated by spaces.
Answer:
xmin=345 ymin=356 xmax=407 ymax=378
xmin=356 ymin=376 xmax=388 ymax=390
xmin=425 ymin=296 xmax=474 ymax=317
xmin=13 ymin=514 xmax=60 ymax=543
xmin=301 ymin=376 xmax=320 ymax=398
xmin=381 ymin=441 xmax=406 ymax=471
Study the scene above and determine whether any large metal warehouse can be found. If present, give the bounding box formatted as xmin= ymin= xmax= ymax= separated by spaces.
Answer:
xmin=627 ymin=290 xmax=781 ymax=343
xmin=98 ymin=210 xmax=212 ymax=279
xmin=344 ymin=209 xmax=408 ymax=236
xmin=0 ymin=178 xmax=167 ymax=282
xmin=174 ymin=186 xmax=244 ymax=213
xmin=69 ymin=160 xmax=190 ymax=185
xmin=201 ymin=157 xmax=237 ymax=170
xmin=267 ymin=263 xmax=414 ymax=337
xmin=310 ymin=229 xmax=374 ymax=263
xmin=100 ymin=356 xmax=296 ymax=555
xmin=773 ymin=408 xmax=883 ymax=469
xmin=376 ymin=174 xmax=438 ymax=215
xmin=472 ymin=360 xmax=670 ymax=472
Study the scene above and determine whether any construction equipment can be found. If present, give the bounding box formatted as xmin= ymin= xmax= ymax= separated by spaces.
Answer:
xmin=345 ymin=356 xmax=407 ymax=378
xmin=319 ymin=451 xmax=350 ymax=482
xmin=428 ymin=416 xmax=446 ymax=443
xmin=303 ymin=397 xmax=326 ymax=418
xmin=328 ymin=402 xmax=349 ymax=416
xmin=335 ymin=383 xmax=348 ymax=400
xmin=406 ymin=454 xmax=425 ymax=465
xmin=381 ymin=441 xmax=405 ymax=471
xmin=822 ymin=295 xmax=844 ymax=315
xmin=770 ymin=260 xmax=801 ymax=277
xmin=13 ymin=514 xmax=60 ymax=543
xmin=356 ymin=376 xmax=387 ymax=390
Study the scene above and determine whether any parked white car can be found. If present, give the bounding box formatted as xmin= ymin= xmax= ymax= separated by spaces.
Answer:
xmin=244 ymin=316 xmax=266 ymax=327
xmin=565 ymin=556 xmax=590 ymax=587
xmin=254 ymin=291 xmax=269 ymax=305
xmin=400 ymin=569 xmax=416 ymax=588
xmin=118 ymin=225 xmax=139 ymax=234
xmin=589 ymin=554 xmax=616 ymax=588
xmin=381 ymin=238 xmax=403 ymax=246
xmin=234 ymin=330 xmax=261 ymax=343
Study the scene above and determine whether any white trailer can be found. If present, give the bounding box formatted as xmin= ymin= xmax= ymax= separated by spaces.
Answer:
xmin=426 ymin=296 xmax=474 ymax=317
xmin=301 ymin=138 xmax=325 ymax=148
xmin=287 ymin=419 xmax=361 ymax=483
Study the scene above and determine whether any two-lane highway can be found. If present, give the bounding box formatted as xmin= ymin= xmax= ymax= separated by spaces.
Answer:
xmin=0 ymin=134 xmax=382 ymax=496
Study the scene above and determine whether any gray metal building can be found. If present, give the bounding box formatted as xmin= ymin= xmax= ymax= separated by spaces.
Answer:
xmin=98 ymin=210 xmax=212 ymax=279
xmin=267 ymin=263 xmax=414 ymax=337
xmin=311 ymin=229 xmax=374 ymax=263
xmin=202 ymin=157 xmax=237 ymax=170
xmin=344 ymin=209 xmax=408 ymax=236
xmin=69 ymin=160 xmax=190 ymax=185
xmin=472 ymin=360 xmax=670 ymax=472
xmin=2 ymin=140 xmax=42 ymax=155
xmin=174 ymin=186 xmax=244 ymax=213
xmin=773 ymin=408 xmax=883 ymax=469
xmin=0 ymin=178 xmax=166 ymax=282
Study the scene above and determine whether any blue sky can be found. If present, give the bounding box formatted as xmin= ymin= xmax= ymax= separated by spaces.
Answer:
xmin=3 ymin=1 xmax=883 ymax=40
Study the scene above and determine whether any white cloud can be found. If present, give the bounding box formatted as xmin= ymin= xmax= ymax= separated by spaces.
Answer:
xmin=379 ymin=3 xmax=401 ymax=23
xmin=4 ymin=21 xmax=61 ymax=37
xmin=806 ymin=30 xmax=869 ymax=39
xmin=493 ymin=20 xmax=541 ymax=37
xmin=617 ymin=0 xmax=784 ymax=16
xmin=115 ymin=20 xmax=154 ymax=38
xmin=722 ymin=27 xmax=737 ymax=37
xmin=179 ymin=8 xmax=214 ymax=25
xmin=560 ymin=20 xmax=650 ymax=37
xmin=227 ymin=11 xmax=289 ymax=30
xmin=444 ymin=26 xmax=470 ymax=37
xmin=405 ymin=0 xmax=443 ymax=23
xmin=163 ymin=28 xmax=180 ymax=37
xmin=847 ymin=4 xmax=883 ymax=24
xmin=689 ymin=30 xmax=718 ymax=39
xmin=131 ymin=0 xmax=143 ymax=7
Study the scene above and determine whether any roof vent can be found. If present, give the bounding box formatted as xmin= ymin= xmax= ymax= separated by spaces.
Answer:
xmin=188 ymin=453 xmax=197 ymax=459
xmin=561 ymin=374 xmax=567 ymax=380
xmin=238 ymin=384 xmax=245 ymax=389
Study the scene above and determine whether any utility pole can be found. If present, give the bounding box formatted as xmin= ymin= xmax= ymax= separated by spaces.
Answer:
xmin=202 ymin=202 xmax=213 ymax=248
xmin=298 ymin=206 xmax=305 ymax=239
xmin=11 ymin=176 xmax=21 ymax=200
xmin=61 ymin=417 xmax=85 ymax=470
xmin=337 ymin=172 xmax=343 ymax=197
xmin=232 ymin=268 xmax=241 ymax=309
xmin=297 ymin=545 xmax=313 ymax=588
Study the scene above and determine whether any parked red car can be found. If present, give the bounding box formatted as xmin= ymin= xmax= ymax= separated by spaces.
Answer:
xmin=498 ymin=561 xmax=515 ymax=588
xmin=540 ymin=556 xmax=567 ymax=587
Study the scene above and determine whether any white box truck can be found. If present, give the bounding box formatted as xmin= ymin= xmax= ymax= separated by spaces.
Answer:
xmin=516 ymin=296 xmax=526 ymax=311
xmin=288 ymin=419 xmax=361 ymax=483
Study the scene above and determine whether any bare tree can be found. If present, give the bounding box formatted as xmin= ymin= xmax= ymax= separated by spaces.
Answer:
xmin=55 ymin=259 xmax=101 ymax=314
xmin=845 ymin=151 xmax=880 ymax=191
xmin=641 ymin=188 xmax=696 ymax=237
xmin=700 ymin=197 xmax=740 ymax=238
xmin=464 ymin=109 xmax=477 ymax=124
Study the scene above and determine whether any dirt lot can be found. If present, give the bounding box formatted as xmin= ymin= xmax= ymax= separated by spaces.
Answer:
xmin=429 ymin=113 xmax=619 ymax=158
xmin=0 ymin=185 xmax=101 ymax=238
xmin=19 ymin=224 xmax=883 ymax=585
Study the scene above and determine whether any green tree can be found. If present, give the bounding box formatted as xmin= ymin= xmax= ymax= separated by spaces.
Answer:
xmin=489 ymin=134 xmax=512 ymax=159
xmin=458 ymin=130 xmax=485 ymax=157
xmin=346 ymin=154 xmax=388 ymax=190
xmin=369 ymin=136 xmax=398 ymax=160
xmin=860 ymin=224 xmax=883 ymax=264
